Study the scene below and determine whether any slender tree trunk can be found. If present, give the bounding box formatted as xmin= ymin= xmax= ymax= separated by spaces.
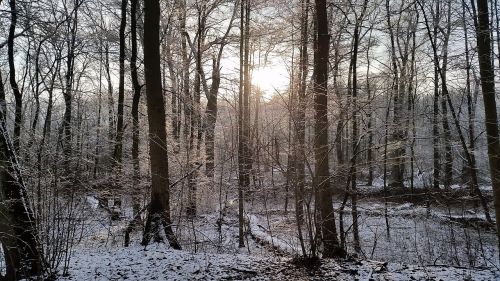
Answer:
xmin=141 ymin=0 xmax=181 ymax=250
xmin=462 ymin=0 xmax=478 ymax=193
xmin=433 ymin=0 xmax=443 ymax=191
xmin=237 ymin=0 xmax=252 ymax=248
xmin=472 ymin=0 xmax=500 ymax=257
xmin=495 ymin=0 xmax=500 ymax=69
xmin=0 ymin=71 xmax=5 ymax=115
xmin=433 ymin=62 xmax=441 ymax=190
xmin=29 ymin=43 xmax=44 ymax=152
xmin=130 ymin=0 xmax=141 ymax=184
xmin=205 ymin=57 xmax=220 ymax=178
xmin=366 ymin=31 xmax=374 ymax=187
xmin=165 ymin=27 xmax=181 ymax=147
xmin=314 ymin=0 xmax=343 ymax=258
xmin=292 ymin=0 xmax=309 ymax=257
xmin=195 ymin=5 xmax=205 ymax=154
xmin=408 ymin=18 xmax=418 ymax=192
xmin=105 ymin=42 xmax=115 ymax=155
xmin=350 ymin=0 xmax=368 ymax=253
xmin=113 ymin=0 xmax=128 ymax=168
xmin=440 ymin=0 xmax=453 ymax=188
xmin=187 ymin=4 xmax=207 ymax=218
xmin=62 ymin=1 xmax=79 ymax=174
xmin=180 ymin=0 xmax=192 ymax=151
xmin=8 ymin=0 xmax=22 ymax=154
xmin=385 ymin=0 xmax=405 ymax=188
xmin=94 ymin=40 xmax=103 ymax=179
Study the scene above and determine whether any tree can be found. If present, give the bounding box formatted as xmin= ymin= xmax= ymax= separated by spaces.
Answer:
xmin=141 ymin=0 xmax=181 ymax=250
xmin=112 ymin=0 xmax=127 ymax=168
xmin=472 ymin=0 xmax=500 ymax=256
xmin=291 ymin=0 xmax=309 ymax=257
xmin=0 ymin=51 xmax=42 ymax=279
xmin=237 ymin=0 xmax=251 ymax=248
xmin=7 ymin=0 xmax=22 ymax=153
xmin=205 ymin=1 xmax=237 ymax=179
xmin=130 ymin=0 xmax=141 ymax=184
xmin=61 ymin=0 xmax=81 ymax=175
xmin=418 ymin=0 xmax=491 ymax=222
xmin=349 ymin=0 xmax=369 ymax=254
xmin=313 ymin=0 xmax=343 ymax=258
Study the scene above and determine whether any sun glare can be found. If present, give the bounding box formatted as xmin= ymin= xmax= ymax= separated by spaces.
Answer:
xmin=251 ymin=66 xmax=289 ymax=99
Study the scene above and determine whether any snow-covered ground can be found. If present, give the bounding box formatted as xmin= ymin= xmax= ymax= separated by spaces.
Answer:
xmin=59 ymin=242 xmax=499 ymax=280
xmin=5 ymin=190 xmax=495 ymax=280
xmin=249 ymin=201 xmax=499 ymax=268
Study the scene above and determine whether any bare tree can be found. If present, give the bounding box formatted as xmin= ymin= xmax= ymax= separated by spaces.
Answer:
xmin=130 ymin=0 xmax=141 ymax=185
xmin=472 ymin=0 xmax=500 ymax=257
xmin=313 ymin=0 xmax=343 ymax=258
xmin=7 ymin=0 xmax=22 ymax=153
xmin=112 ymin=0 xmax=127 ymax=168
xmin=0 ymin=59 xmax=42 ymax=279
xmin=141 ymin=0 xmax=181 ymax=250
xmin=238 ymin=0 xmax=251 ymax=248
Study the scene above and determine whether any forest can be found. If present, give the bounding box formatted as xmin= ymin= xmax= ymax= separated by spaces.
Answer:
xmin=0 ymin=0 xmax=499 ymax=280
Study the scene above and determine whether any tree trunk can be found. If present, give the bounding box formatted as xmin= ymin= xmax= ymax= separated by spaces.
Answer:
xmin=0 ymin=85 xmax=42 ymax=279
xmin=180 ymin=0 xmax=192 ymax=151
xmin=141 ymin=0 xmax=181 ymax=250
xmin=165 ymin=27 xmax=181 ymax=147
xmin=385 ymin=0 xmax=405 ymax=188
xmin=472 ymin=0 xmax=500 ymax=256
xmin=105 ymin=42 xmax=115 ymax=156
xmin=462 ymin=0 xmax=478 ymax=193
xmin=366 ymin=31 xmax=374 ymax=187
xmin=292 ymin=0 xmax=309 ymax=257
xmin=113 ymin=0 xmax=128 ymax=168
xmin=313 ymin=0 xmax=343 ymax=258
xmin=440 ymin=0 xmax=453 ymax=189
xmin=350 ymin=0 xmax=368 ymax=254
xmin=130 ymin=0 xmax=141 ymax=184
xmin=62 ymin=1 xmax=79 ymax=174
xmin=94 ymin=40 xmax=103 ymax=179
xmin=8 ymin=0 xmax=22 ymax=154
xmin=203 ymin=1 xmax=239 ymax=178
xmin=205 ymin=58 xmax=220 ymax=178
xmin=238 ymin=0 xmax=251 ymax=248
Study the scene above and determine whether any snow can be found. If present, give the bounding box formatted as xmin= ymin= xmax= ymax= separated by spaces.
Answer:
xmin=248 ymin=214 xmax=299 ymax=254
xmin=60 ymin=245 xmax=284 ymax=280
xmin=86 ymin=196 xmax=99 ymax=210
xmin=58 ymin=244 xmax=499 ymax=280
xmin=38 ymin=193 xmax=500 ymax=280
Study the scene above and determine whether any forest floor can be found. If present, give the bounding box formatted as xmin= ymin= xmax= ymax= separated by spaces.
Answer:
xmin=60 ymin=243 xmax=498 ymax=280
xmin=53 ymin=185 xmax=500 ymax=281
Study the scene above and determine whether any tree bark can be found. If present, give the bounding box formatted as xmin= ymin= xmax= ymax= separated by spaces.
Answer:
xmin=130 ymin=0 xmax=141 ymax=183
xmin=62 ymin=0 xmax=80 ymax=173
xmin=440 ymin=0 xmax=453 ymax=189
xmin=8 ymin=0 xmax=22 ymax=154
xmin=141 ymin=0 xmax=181 ymax=250
xmin=113 ymin=0 xmax=128 ymax=168
xmin=350 ymin=0 xmax=368 ymax=254
xmin=105 ymin=42 xmax=115 ymax=156
xmin=472 ymin=0 xmax=500 ymax=256
xmin=385 ymin=0 xmax=405 ymax=188
xmin=0 ymin=80 xmax=42 ymax=279
xmin=237 ymin=0 xmax=251 ymax=248
xmin=313 ymin=0 xmax=343 ymax=258
xmin=292 ymin=0 xmax=309 ymax=257
xmin=462 ymin=0 xmax=478 ymax=193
